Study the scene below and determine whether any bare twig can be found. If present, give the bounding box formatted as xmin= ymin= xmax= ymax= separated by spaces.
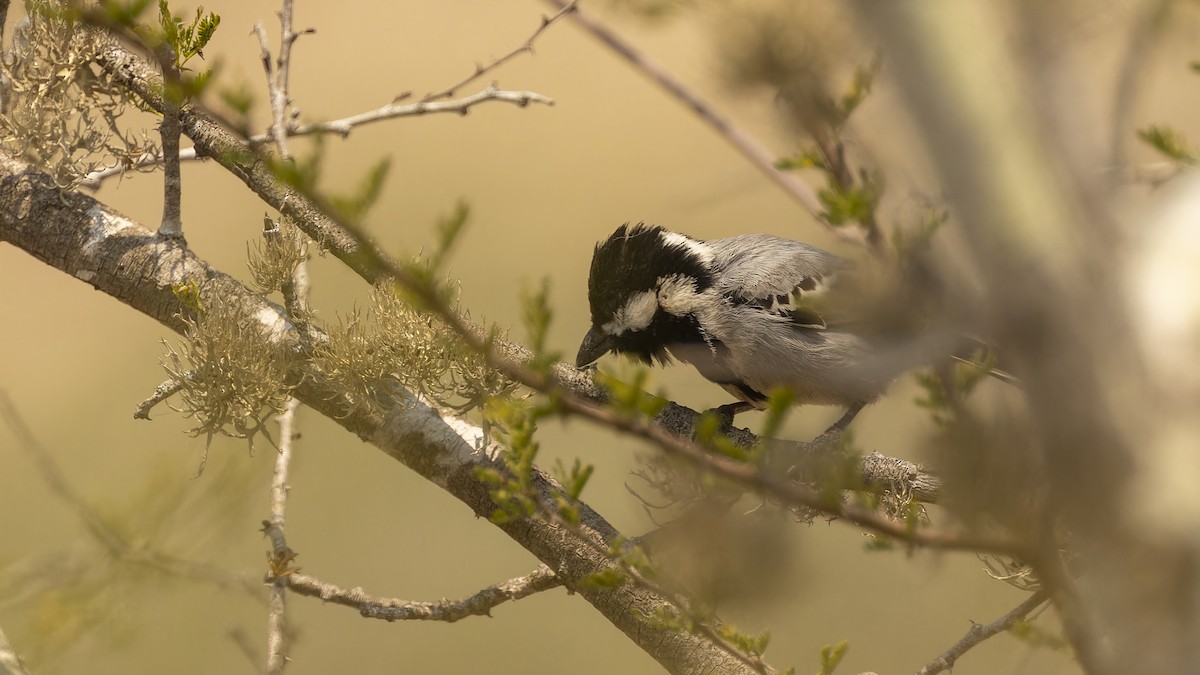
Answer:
xmin=249 ymin=85 xmax=554 ymax=142
xmin=253 ymin=0 xmax=313 ymax=157
xmin=79 ymin=148 xmax=202 ymax=189
xmin=133 ymin=376 xmax=186 ymax=419
xmin=540 ymin=0 xmax=876 ymax=248
xmin=257 ymin=4 xmax=307 ymax=672
xmin=913 ymin=590 xmax=1050 ymax=675
xmin=276 ymin=565 xmax=560 ymax=622
xmin=265 ymin=398 xmax=298 ymax=675
xmin=422 ymin=1 xmax=579 ymax=102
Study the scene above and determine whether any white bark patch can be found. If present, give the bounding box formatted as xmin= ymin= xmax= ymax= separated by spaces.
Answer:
xmin=601 ymin=290 xmax=658 ymax=335
xmin=372 ymin=391 xmax=496 ymax=488
xmin=659 ymin=230 xmax=713 ymax=265
xmin=83 ymin=205 xmax=133 ymax=255
xmin=74 ymin=269 xmax=96 ymax=282
xmin=255 ymin=305 xmax=293 ymax=342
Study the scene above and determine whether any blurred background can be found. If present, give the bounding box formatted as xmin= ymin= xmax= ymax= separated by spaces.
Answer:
xmin=3 ymin=0 xmax=1198 ymax=673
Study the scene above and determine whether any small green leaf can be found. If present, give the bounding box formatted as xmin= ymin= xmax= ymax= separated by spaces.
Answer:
xmin=1138 ymin=125 xmax=1197 ymax=164
xmin=817 ymin=640 xmax=849 ymax=675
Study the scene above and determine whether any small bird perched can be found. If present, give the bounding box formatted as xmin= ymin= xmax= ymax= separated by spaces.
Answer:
xmin=575 ymin=223 xmax=901 ymax=430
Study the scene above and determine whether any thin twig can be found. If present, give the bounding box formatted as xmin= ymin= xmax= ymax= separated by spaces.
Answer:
xmin=79 ymin=148 xmax=202 ymax=189
xmin=249 ymin=85 xmax=554 ymax=142
xmin=540 ymin=0 xmax=874 ymax=247
xmin=81 ymin=87 xmax=552 ymax=189
xmin=258 ymin=4 xmax=306 ymax=672
xmin=913 ymin=590 xmax=1050 ymax=675
xmin=277 ymin=565 xmax=560 ymax=622
xmin=133 ymin=376 xmax=186 ymax=419
xmin=422 ymin=0 xmax=579 ymax=102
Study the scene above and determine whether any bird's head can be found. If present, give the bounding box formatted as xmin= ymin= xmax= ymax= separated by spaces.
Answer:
xmin=576 ymin=223 xmax=713 ymax=368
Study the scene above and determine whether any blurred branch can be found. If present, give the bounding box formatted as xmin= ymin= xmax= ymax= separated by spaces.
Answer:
xmin=0 ymin=390 xmax=261 ymax=597
xmin=1109 ymin=0 xmax=1174 ymax=177
xmin=265 ymin=399 xmax=297 ymax=675
xmin=913 ymin=590 xmax=1049 ymax=675
xmin=275 ymin=565 xmax=561 ymax=622
xmin=0 ymin=623 xmax=32 ymax=675
xmin=422 ymin=0 xmax=579 ymax=101
xmin=850 ymin=4 xmax=1186 ymax=674
xmin=540 ymin=0 xmax=877 ymax=249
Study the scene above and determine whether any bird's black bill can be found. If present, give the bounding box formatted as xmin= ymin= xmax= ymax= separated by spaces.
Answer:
xmin=575 ymin=328 xmax=614 ymax=367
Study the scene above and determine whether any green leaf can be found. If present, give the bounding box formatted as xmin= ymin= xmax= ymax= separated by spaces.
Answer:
xmin=521 ymin=279 xmax=557 ymax=371
xmin=835 ymin=56 xmax=881 ymax=128
xmin=817 ymin=640 xmax=849 ymax=675
xmin=1138 ymin=125 xmax=1197 ymax=164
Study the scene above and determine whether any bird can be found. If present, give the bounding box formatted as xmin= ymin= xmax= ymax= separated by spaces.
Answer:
xmin=575 ymin=223 xmax=909 ymax=431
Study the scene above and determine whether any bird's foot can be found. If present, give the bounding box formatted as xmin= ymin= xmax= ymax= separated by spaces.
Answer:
xmin=710 ymin=402 xmax=754 ymax=434
xmin=811 ymin=401 xmax=865 ymax=449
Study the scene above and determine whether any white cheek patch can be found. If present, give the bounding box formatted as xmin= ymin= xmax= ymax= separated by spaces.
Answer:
xmin=659 ymin=230 xmax=714 ymax=265
xmin=656 ymin=274 xmax=701 ymax=316
xmin=601 ymin=290 xmax=659 ymax=335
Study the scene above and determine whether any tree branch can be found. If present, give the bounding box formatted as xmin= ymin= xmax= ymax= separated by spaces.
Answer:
xmin=422 ymin=0 xmax=579 ymax=102
xmin=913 ymin=590 xmax=1049 ymax=675
xmin=250 ymin=85 xmax=554 ymax=141
xmin=539 ymin=0 xmax=877 ymax=249
xmin=276 ymin=565 xmax=561 ymax=622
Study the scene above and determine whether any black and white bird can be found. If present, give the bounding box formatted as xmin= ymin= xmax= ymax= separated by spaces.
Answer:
xmin=575 ymin=223 xmax=902 ymax=429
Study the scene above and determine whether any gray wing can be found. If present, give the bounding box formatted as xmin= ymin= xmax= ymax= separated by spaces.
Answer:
xmin=707 ymin=234 xmax=848 ymax=328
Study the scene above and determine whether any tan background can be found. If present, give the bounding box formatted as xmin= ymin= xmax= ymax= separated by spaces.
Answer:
xmin=3 ymin=1 xmax=1193 ymax=673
